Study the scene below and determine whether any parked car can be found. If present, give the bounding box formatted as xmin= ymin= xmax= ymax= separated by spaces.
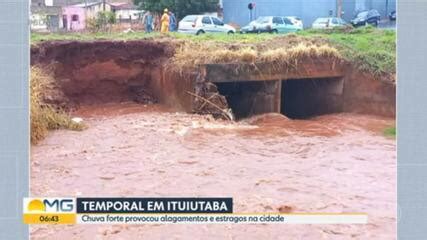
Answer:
xmin=240 ymin=16 xmax=301 ymax=34
xmin=389 ymin=10 xmax=396 ymax=21
xmin=286 ymin=16 xmax=304 ymax=29
xmin=312 ymin=17 xmax=348 ymax=29
xmin=177 ymin=15 xmax=236 ymax=35
xmin=351 ymin=10 xmax=381 ymax=27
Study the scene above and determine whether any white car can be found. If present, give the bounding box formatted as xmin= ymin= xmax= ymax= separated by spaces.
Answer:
xmin=286 ymin=16 xmax=303 ymax=29
xmin=178 ymin=15 xmax=236 ymax=35
xmin=312 ymin=17 xmax=348 ymax=29
xmin=240 ymin=16 xmax=301 ymax=34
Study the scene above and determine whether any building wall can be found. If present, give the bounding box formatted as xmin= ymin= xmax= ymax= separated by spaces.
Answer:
xmin=85 ymin=3 xmax=112 ymax=19
xmin=62 ymin=4 xmax=112 ymax=31
xmin=370 ymin=0 xmax=396 ymax=17
xmin=115 ymin=9 xmax=143 ymax=21
xmin=223 ymin=0 xmax=337 ymax=28
xmin=345 ymin=0 xmax=396 ymax=18
xmin=31 ymin=10 xmax=63 ymax=32
xmin=62 ymin=6 xmax=86 ymax=30
xmin=223 ymin=0 xmax=396 ymax=28
xmin=31 ymin=13 xmax=49 ymax=31
xmin=52 ymin=0 xmax=86 ymax=6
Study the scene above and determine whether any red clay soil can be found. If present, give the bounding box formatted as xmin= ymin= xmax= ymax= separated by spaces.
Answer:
xmin=31 ymin=40 xmax=175 ymax=107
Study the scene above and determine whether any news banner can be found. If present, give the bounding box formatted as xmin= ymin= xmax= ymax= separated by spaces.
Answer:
xmin=23 ymin=198 xmax=367 ymax=224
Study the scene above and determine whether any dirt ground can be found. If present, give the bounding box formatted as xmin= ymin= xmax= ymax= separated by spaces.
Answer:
xmin=30 ymin=103 xmax=396 ymax=239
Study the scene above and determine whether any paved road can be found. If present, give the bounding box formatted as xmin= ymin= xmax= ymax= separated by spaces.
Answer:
xmin=379 ymin=20 xmax=396 ymax=30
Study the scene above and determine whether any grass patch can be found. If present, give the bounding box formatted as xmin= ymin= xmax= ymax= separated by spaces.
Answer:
xmin=31 ymin=31 xmax=162 ymax=43
xmin=171 ymin=32 xmax=277 ymax=43
xmin=383 ymin=126 xmax=396 ymax=137
xmin=31 ymin=66 xmax=85 ymax=144
xmin=297 ymin=26 xmax=396 ymax=76
xmin=31 ymin=32 xmax=276 ymax=44
xmin=171 ymin=35 xmax=342 ymax=75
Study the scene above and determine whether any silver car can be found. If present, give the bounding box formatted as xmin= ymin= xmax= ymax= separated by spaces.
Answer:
xmin=312 ymin=17 xmax=348 ymax=29
xmin=178 ymin=15 xmax=236 ymax=35
xmin=240 ymin=16 xmax=302 ymax=34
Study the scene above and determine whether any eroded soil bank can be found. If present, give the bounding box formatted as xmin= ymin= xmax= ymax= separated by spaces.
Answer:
xmin=31 ymin=103 xmax=396 ymax=240
xmin=31 ymin=40 xmax=396 ymax=118
xmin=31 ymin=40 xmax=177 ymax=108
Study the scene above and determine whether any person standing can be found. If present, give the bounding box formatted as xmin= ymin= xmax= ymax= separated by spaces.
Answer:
xmin=142 ymin=11 xmax=153 ymax=33
xmin=169 ymin=12 xmax=177 ymax=32
xmin=160 ymin=8 xmax=170 ymax=33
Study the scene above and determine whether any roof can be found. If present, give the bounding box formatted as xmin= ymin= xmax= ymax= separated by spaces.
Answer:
xmin=72 ymin=1 xmax=106 ymax=8
xmin=31 ymin=0 xmax=84 ymax=7
xmin=109 ymin=2 xmax=137 ymax=10
xmin=31 ymin=5 xmax=62 ymax=15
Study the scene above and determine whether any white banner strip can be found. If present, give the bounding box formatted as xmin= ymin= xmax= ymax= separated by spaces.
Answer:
xmin=77 ymin=213 xmax=368 ymax=224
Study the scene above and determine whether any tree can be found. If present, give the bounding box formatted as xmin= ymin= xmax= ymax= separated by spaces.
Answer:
xmin=134 ymin=0 xmax=219 ymax=19
xmin=86 ymin=11 xmax=116 ymax=32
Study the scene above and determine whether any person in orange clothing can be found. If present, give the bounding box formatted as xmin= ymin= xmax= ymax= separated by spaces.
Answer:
xmin=160 ymin=8 xmax=170 ymax=33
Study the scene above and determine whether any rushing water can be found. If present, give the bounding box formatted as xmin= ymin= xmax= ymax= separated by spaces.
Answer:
xmin=31 ymin=102 xmax=396 ymax=239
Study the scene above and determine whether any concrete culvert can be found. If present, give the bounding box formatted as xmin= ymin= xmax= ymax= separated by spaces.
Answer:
xmin=31 ymin=40 xmax=395 ymax=119
xmin=215 ymin=77 xmax=344 ymax=120
xmin=204 ymin=60 xmax=395 ymax=120
xmin=281 ymin=77 xmax=344 ymax=119
xmin=216 ymin=81 xmax=281 ymax=120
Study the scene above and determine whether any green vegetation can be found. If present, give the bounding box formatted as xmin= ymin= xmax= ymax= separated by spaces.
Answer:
xmin=31 ymin=67 xmax=85 ymax=144
xmin=134 ymin=0 xmax=218 ymax=18
xmin=31 ymin=31 xmax=277 ymax=44
xmin=298 ymin=26 xmax=396 ymax=76
xmin=384 ymin=126 xmax=396 ymax=137
xmin=31 ymin=26 xmax=396 ymax=76
xmin=86 ymin=11 xmax=117 ymax=33
xmin=31 ymin=31 xmax=162 ymax=43
xmin=172 ymin=41 xmax=341 ymax=73
xmin=171 ymin=32 xmax=278 ymax=43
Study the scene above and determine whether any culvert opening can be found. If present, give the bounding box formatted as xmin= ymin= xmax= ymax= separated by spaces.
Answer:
xmin=214 ymin=77 xmax=344 ymax=120
xmin=216 ymin=80 xmax=279 ymax=120
xmin=281 ymin=77 xmax=344 ymax=119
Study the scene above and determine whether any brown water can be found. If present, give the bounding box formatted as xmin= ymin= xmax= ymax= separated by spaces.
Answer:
xmin=31 ymin=103 xmax=396 ymax=239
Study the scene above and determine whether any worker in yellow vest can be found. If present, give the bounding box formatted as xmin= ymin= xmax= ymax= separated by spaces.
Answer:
xmin=161 ymin=9 xmax=170 ymax=33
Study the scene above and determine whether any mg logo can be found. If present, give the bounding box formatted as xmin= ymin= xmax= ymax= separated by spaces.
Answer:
xmin=43 ymin=199 xmax=74 ymax=212
xmin=25 ymin=198 xmax=75 ymax=213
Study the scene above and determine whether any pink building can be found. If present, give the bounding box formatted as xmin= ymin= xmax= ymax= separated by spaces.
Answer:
xmin=62 ymin=5 xmax=85 ymax=31
xmin=62 ymin=2 xmax=111 ymax=31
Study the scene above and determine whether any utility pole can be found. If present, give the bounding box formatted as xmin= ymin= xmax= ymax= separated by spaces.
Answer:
xmin=103 ymin=0 xmax=106 ymax=11
xmin=248 ymin=3 xmax=255 ymax=21
xmin=336 ymin=0 xmax=343 ymax=18
xmin=84 ymin=0 xmax=87 ymax=29
xmin=385 ymin=0 xmax=389 ymax=17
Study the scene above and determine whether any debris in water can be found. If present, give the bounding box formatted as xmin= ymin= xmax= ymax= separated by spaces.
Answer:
xmin=173 ymin=127 xmax=190 ymax=136
xmin=177 ymin=159 xmax=199 ymax=165
xmin=278 ymin=205 xmax=294 ymax=213
xmin=187 ymin=91 xmax=233 ymax=120
xmin=72 ymin=117 xmax=83 ymax=123
xmin=99 ymin=176 xmax=115 ymax=180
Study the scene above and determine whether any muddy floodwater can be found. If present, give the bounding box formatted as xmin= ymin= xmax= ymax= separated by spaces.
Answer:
xmin=31 ymin=103 xmax=396 ymax=239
